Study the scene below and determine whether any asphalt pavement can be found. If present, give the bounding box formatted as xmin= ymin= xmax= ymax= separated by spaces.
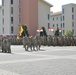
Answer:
xmin=0 ymin=45 xmax=76 ymax=75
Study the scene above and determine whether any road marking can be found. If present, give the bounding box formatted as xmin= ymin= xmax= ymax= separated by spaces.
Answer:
xmin=0 ymin=55 xmax=76 ymax=64
xmin=0 ymin=69 xmax=20 ymax=75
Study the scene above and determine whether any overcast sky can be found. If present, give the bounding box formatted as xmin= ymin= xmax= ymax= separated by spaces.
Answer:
xmin=45 ymin=0 xmax=76 ymax=12
xmin=0 ymin=0 xmax=76 ymax=12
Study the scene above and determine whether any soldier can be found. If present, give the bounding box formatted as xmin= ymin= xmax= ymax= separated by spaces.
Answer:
xmin=26 ymin=36 xmax=33 ymax=51
xmin=6 ymin=38 xmax=11 ymax=53
xmin=35 ymin=35 xmax=42 ymax=50
xmin=47 ymin=35 xmax=50 ymax=46
xmin=23 ymin=36 xmax=28 ymax=51
xmin=2 ymin=39 xmax=7 ymax=53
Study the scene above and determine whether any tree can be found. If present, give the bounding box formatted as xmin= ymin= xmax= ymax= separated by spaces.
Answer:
xmin=55 ymin=27 xmax=59 ymax=36
xmin=66 ymin=30 xmax=73 ymax=36
xmin=40 ymin=27 xmax=47 ymax=36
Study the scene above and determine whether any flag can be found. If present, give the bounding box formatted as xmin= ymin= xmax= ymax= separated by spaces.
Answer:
xmin=19 ymin=25 xmax=23 ymax=36
xmin=37 ymin=28 xmax=43 ymax=32
xmin=59 ymin=28 xmax=62 ymax=32
xmin=49 ymin=28 xmax=54 ymax=31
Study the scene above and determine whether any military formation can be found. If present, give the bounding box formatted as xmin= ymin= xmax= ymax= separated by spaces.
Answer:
xmin=0 ymin=35 xmax=76 ymax=53
xmin=23 ymin=35 xmax=41 ymax=51
xmin=22 ymin=35 xmax=76 ymax=51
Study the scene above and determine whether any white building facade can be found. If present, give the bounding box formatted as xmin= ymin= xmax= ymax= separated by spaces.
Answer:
xmin=0 ymin=0 xmax=53 ymax=36
xmin=50 ymin=3 xmax=76 ymax=36
xmin=38 ymin=0 xmax=53 ymax=35
xmin=1 ymin=0 xmax=20 ymax=36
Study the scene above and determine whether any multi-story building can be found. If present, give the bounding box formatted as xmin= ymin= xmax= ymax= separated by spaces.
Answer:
xmin=0 ymin=0 xmax=53 ymax=36
xmin=50 ymin=12 xmax=62 ymax=35
xmin=20 ymin=0 xmax=53 ymax=36
xmin=38 ymin=0 xmax=53 ymax=35
xmin=62 ymin=3 xmax=76 ymax=36
xmin=50 ymin=3 xmax=76 ymax=36
xmin=0 ymin=6 xmax=2 ymax=35
xmin=1 ymin=0 xmax=20 ymax=36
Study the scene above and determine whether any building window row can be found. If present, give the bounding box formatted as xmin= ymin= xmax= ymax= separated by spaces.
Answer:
xmin=52 ymin=23 xmax=65 ymax=28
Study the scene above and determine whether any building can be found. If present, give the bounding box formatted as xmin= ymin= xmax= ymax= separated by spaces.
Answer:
xmin=62 ymin=3 xmax=76 ymax=36
xmin=0 ymin=0 xmax=53 ymax=36
xmin=50 ymin=3 xmax=76 ymax=36
xmin=50 ymin=12 xmax=62 ymax=35
xmin=1 ymin=0 xmax=20 ymax=36
xmin=38 ymin=0 xmax=53 ymax=35
xmin=20 ymin=0 xmax=53 ymax=36
xmin=0 ymin=6 xmax=2 ymax=35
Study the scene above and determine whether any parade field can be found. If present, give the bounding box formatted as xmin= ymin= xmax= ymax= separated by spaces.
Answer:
xmin=0 ymin=45 xmax=76 ymax=75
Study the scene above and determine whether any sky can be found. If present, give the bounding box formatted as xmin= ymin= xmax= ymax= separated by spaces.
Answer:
xmin=45 ymin=0 xmax=76 ymax=12
xmin=0 ymin=0 xmax=76 ymax=12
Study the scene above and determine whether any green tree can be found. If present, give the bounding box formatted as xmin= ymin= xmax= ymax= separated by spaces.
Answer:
xmin=66 ymin=30 xmax=73 ymax=36
xmin=55 ymin=27 xmax=59 ymax=36
xmin=40 ymin=27 xmax=47 ymax=36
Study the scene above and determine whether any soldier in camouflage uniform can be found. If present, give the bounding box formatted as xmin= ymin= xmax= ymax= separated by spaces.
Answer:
xmin=2 ymin=39 xmax=7 ymax=53
xmin=35 ymin=35 xmax=42 ymax=50
xmin=6 ymin=38 xmax=11 ymax=53
xmin=26 ymin=36 xmax=33 ymax=51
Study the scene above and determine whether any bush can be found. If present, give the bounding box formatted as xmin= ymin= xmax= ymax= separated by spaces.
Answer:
xmin=66 ymin=30 xmax=73 ymax=36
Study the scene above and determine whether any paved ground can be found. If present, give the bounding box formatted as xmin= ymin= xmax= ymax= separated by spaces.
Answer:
xmin=0 ymin=45 xmax=76 ymax=75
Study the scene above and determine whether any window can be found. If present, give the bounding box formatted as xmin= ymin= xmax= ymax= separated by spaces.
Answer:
xmin=11 ymin=0 xmax=13 ymax=4
xmin=19 ymin=0 xmax=21 ymax=4
xmin=19 ymin=17 xmax=21 ymax=23
xmin=2 ymin=0 xmax=4 ymax=6
xmin=53 ymin=24 xmax=54 ymax=27
xmin=61 ymin=23 xmax=62 ymax=28
xmin=72 ymin=22 xmax=74 ymax=27
xmin=72 ymin=15 xmax=74 ymax=20
xmin=72 ymin=7 xmax=74 ymax=13
xmin=62 ymin=9 xmax=64 ymax=14
xmin=63 ymin=23 xmax=65 ymax=28
xmin=63 ymin=30 xmax=65 ymax=35
xmin=11 ymin=7 xmax=13 ymax=14
xmin=19 ymin=8 xmax=21 ymax=14
xmin=2 ymin=27 xmax=4 ymax=34
xmin=2 ymin=18 xmax=4 ymax=25
xmin=72 ymin=29 xmax=74 ymax=35
xmin=11 ymin=17 xmax=13 ymax=24
xmin=48 ymin=23 xmax=50 ymax=29
xmin=57 ymin=24 xmax=58 ymax=27
xmin=53 ymin=18 xmax=54 ymax=21
xmin=11 ymin=26 xmax=14 ymax=33
xmin=60 ymin=16 xmax=62 ymax=21
xmin=2 ymin=9 xmax=4 ymax=16
xmin=48 ymin=14 xmax=50 ymax=20
xmin=63 ymin=16 xmax=64 ymax=21
xmin=56 ymin=17 xmax=58 ymax=20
